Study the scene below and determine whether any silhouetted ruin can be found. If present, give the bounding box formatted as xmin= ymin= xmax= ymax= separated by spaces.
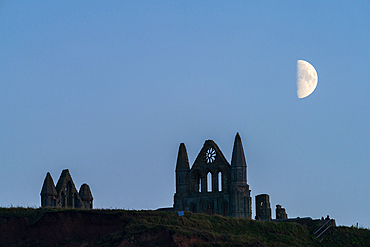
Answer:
xmin=39 ymin=134 xmax=290 ymax=220
xmin=174 ymin=133 xmax=252 ymax=218
xmin=40 ymin=169 xmax=93 ymax=209
xmin=276 ymin=204 xmax=288 ymax=219
xmin=255 ymin=194 xmax=272 ymax=220
xmin=171 ymin=133 xmax=293 ymax=220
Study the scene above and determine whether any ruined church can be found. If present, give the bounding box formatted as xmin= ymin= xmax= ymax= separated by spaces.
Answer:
xmin=40 ymin=169 xmax=93 ymax=209
xmin=174 ymin=133 xmax=252 ymax=218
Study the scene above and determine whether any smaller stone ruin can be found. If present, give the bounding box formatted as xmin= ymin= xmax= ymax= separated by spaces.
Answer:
xmin=276 ymin=204 xmax=288 ymax=219
xmin=255 ymin=194 xmax=271 ymax=220
xmin=40 ymin=169 xmax=93 ymax=209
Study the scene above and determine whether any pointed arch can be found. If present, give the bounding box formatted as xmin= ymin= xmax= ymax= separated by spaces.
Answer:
xmin=199 ymin=176 xmax=202 ymax=192
xmin=61 ymin=191 xmax=66 ymax=207
xmin=207 ymin=172 xmax=212 ymax=192
xmin=218 ymin=171 xmax=222 ymax=192
xmin=191 ymin=170 xmax=202 ymax=193
xmin=66 ymin=181 xmax=73 ymax=207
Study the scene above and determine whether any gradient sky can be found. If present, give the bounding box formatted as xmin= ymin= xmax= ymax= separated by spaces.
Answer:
xmin=1 ymin=1 xmax=370 ymax=227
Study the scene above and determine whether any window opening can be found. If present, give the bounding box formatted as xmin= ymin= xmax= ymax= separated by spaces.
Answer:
xmin=218 ymin=172 xmax=222 ymax=192
xmin=207 ymin=172 xmax=212 ymax=192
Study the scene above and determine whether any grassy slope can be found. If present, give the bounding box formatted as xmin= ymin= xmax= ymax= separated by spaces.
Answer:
xmin=320 ymin=226 xmax=370 ymax=247
xmin=123 ymin=211 xmax=316 ymax=246
xmin=0 ymin=208 xmax=369 ymax=246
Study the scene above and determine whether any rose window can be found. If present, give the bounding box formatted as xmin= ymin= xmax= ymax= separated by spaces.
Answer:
xmin=205 ymin=148 xmax=216 ymax=163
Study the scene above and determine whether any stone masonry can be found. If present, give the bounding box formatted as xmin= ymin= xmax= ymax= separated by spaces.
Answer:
xmin=255 ymin=194 xmax=272 ymax=220
xmin=173 ymin=133 xmax=252 ymax=218
xmin=276 ymin=204 xmax=288 ymax=219
xmin=41 ymin=169 xmax=93 ymax=209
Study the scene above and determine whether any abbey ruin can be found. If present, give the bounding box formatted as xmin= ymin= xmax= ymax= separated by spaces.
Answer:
xmin=40 ymin=169 xmax=93 ymax=209
xmin=39 ymin=133 xmax=288 ymax=220
xmin=174 ymin=133 xmax=251 ymax=217
xmin=173 ymin=133 xmax=288 ymax=220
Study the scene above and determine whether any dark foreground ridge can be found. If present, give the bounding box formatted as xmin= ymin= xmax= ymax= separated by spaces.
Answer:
xmin=0 ymin=208 xmax=369 ymax=247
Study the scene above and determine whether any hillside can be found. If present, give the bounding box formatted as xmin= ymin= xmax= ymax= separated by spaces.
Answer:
xmin=0 ymin=208 xmax=369 ymax=247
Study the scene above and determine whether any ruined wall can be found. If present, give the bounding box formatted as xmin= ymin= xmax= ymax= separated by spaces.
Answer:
xmin=255 ymin=194 xmax=271 ymax=220
xmin=174 ymin=133 xmax=251 ymax=218
xmin=276 ymin=204 xmax=288 ymax=219
xmin=41 ymin=169 xmax=93 ymax=209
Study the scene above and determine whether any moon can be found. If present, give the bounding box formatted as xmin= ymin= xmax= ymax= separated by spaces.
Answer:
xmin=297 ymin=60 xmax=318 ymax=99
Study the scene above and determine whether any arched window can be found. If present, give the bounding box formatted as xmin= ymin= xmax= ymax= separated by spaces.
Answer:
xmin=67 ymin=181 xmax=73 ymax=207
xmin=207 ymin=172 xmax=212 ymax=192
xmin=61 ymin=191 xmax=66 ymax=207
xmin=193 ymin=172 xmax=202 ymax=193
xmin=218 ymin=171 xmax=222 ymax=192
xmin=198 ymin=177 xmax=202 ymax=192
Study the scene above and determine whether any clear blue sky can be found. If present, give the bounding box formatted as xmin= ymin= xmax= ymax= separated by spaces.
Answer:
xmin=1 ymin=1 xmax=370 ymax=227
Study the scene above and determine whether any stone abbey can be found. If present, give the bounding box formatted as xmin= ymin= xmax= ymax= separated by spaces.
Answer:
xmin=40 ymin=169 xmax=93 ymax=209
xmin=39 ymin=133 xmax=288 ymax=220
xmin=173 ymin=133 xmax=288 ymax=220
xmin=174 ymin=133 xmax=252 ymax=218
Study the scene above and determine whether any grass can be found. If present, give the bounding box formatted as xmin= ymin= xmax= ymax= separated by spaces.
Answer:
xmin=104 ymin=210 xmax=317 ymax=246
xmin=321 ymin=226 xmax=370 ymax=247
xmin=1 ymin=207 xmax=370 ymax=246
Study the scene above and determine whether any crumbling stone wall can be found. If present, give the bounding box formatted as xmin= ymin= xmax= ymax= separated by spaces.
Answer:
xmin=41 ymin=169 xmax=93 ymax=209
xmin=255 ymin=194 xmax=271 ymax=220
xmin=276 ymin=204 xmax=288 ymax=219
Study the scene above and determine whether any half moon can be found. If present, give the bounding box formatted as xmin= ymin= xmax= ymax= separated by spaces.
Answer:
xmin=297 ymin=60 xmax=318 ymax=98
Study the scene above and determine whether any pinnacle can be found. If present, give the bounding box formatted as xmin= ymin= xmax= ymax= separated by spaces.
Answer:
xmin=79 ymin=184 xmax=93 ymax=200
xmin=176 ymin=143 xmax=190 ymax=171
xmin=231 ymin=132 xmax=247 ymax=167
xmin=40 ymin=172 xmax=57 ymax=196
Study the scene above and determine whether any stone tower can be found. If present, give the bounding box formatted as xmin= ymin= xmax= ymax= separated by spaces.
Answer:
xmin=40 ymin=169 xmax=93 ymax=209
xmin=79 ymin=184 xmax=93 ymax=209
xmin=174 ymin=143 xmax=190 ymax=210
xmin=255 ymin=194 xmax=271 ymax=220
xmin=41 ymin=172 xmax=57 ymax=207
xmin=229 ymin=133 xmax=252 ymax=218
xmin=173 ymin=133 xmax=252 ymax=218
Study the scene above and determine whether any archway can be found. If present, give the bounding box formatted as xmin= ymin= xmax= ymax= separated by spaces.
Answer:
xmin=207 ymin=172 xmax=212 ymax=192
